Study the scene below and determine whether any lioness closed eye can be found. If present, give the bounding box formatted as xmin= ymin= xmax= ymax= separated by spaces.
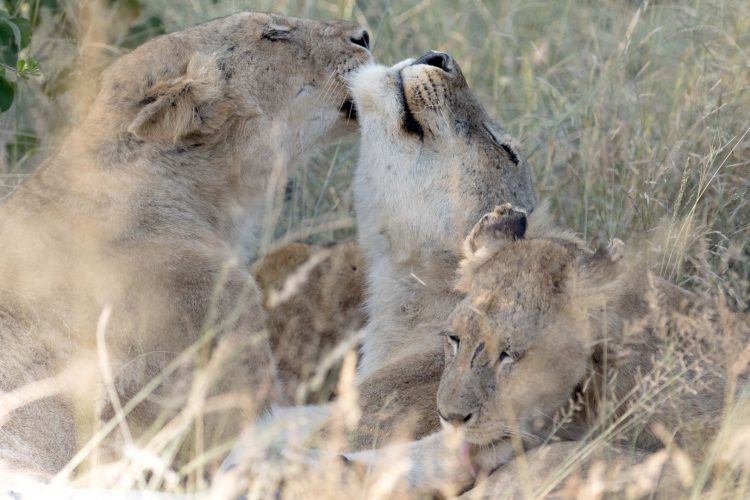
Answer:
xmin=0 ymin=12 xmax=370 ymax=476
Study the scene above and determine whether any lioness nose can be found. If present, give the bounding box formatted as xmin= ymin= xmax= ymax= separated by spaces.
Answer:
xmin=413 ymin=50 xmax=453 ymax=73
xmin=350 ymin=29 xmax=370 ymax=50
xmin=440 ymin=410 xmax=474 ymax=429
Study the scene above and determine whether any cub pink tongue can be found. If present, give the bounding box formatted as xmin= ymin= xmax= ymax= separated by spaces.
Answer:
xmin=459 ymin=441 xmax=478 ymax=479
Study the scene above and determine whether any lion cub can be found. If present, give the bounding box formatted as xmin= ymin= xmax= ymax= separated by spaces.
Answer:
xmin=438 ymin=203 xmax=749 ymax=464
xmin=344 ymin=204 xmax=743 ymax=496
xmin=251 ymin=241 xmax=367 ymax=403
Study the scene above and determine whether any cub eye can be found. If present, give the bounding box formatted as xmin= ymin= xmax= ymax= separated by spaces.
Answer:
xmin=497 ymin=350 xmax=514 ymax=371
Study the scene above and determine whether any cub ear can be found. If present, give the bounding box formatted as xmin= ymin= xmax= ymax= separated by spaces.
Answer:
xmin=464 ymin=203 xmax=527 ymax=256
xmin=577 ymin=238 xmax=626 ymax=298
xmin=128 ymin=53 xmax=227 ymax=143
xmin=457 ymin=203 xmax=527 ymax=291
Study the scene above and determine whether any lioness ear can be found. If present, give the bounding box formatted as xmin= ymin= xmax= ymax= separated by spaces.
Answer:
xmin=457 ymin=203 xmax=527 ymax=291
xmin=261 ymin=23 xmax=293 ymax=41
xmin=128 ymin=53 xmax=226 ymax=143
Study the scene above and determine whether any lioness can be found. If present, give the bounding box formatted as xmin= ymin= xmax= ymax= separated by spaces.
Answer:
xmin=346 ymin=52 xmax=538 ymax=448
xmin=352 ymin=51 xmax=537 ymax=379
xmin=0 ymin=12 xmax=370 ymax=475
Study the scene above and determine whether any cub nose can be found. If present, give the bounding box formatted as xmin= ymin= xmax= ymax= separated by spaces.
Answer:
xmin=413 ymin=50 xmax=453 ymax=73
xmin=349 ymin=29 xmax=370 ymax=50
xmin=440 ymin=410 xmax=474 ymax=429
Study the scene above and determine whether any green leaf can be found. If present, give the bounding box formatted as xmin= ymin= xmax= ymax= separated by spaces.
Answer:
xmin=0 ymin=16 xmax=21 ymax=49
xmin=11 ymin=17 xmax=30 ymax=48
xmin=0 ymin=74 xmax=15 ymax=112
xmin=16 ymin=56 xmax=39 ymax=79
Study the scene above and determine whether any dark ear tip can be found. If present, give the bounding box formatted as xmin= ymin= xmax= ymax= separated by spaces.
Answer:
xmin=490 ymin=210 xmax=527 ymax=241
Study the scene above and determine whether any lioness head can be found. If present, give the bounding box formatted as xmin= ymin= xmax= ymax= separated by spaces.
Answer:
xmin=349 ymin=52 xmax=536 ymax=253
xmin=436 ymin=204 xmax=625 ymax=446
xmin=86 ymin=12 xmax=370 ymax=154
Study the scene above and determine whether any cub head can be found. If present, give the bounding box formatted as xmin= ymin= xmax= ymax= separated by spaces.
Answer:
xmin=436 ymin=204 xmax=625 ymax=447
xmin=89 ymin=12 xmax=371 ymax=153
xmin=349 ymin=52 xmax=536 ymax=253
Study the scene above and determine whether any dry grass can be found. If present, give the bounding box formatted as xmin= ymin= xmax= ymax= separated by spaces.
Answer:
xmin=0 ymin=0 xmax=748 ymax=498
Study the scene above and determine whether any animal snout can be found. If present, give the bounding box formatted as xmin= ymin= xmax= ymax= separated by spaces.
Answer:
xmin=439 ymin=409 xmax=475 ymax=429
xmin=349 ymin=29 xmax=370 ymax=50
xmin=413 ymin=50 xmax=454 ymax=73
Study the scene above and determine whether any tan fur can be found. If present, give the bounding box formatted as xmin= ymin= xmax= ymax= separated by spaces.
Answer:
xmin=350 ymin=55 xmax=537 ymax=379
xmin=251 ymin=241 xmax=367 ymax=403
xmin=0 ymin=12 xmax=370 ymax=475
xmin=438 ymin=204 xmax=750 ymax=459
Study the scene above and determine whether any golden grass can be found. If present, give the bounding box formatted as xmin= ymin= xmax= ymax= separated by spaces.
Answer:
xmin=0 ymin=0 xmax=748 ymax=498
